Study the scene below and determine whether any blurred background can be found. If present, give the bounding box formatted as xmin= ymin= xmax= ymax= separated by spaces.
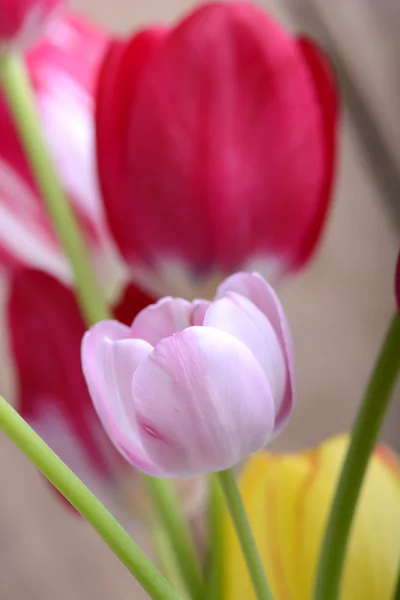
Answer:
xmin=1 ymin=0 xmax=399 ymax=598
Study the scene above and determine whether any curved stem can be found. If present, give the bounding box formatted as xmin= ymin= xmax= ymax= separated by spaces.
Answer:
xmin=144 ymin=476 xmax=204 ymax=600
xmin=314 ymin=315 xmax=400 ymax=600
xmin=217 ymin=468 xmax=274 ymax=600
xmin=0 ymin=396 xmax=181 ymax=600
xmin=0 ymin=53 xmax=109 ymax=325
xmin=0 ymin=53 xmax=202 ymax=598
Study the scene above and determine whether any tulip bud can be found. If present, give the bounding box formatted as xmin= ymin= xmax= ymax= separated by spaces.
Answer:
xmin=224 ymin=435 xmax=400 ymax=600
xmin=96 ymin=2 xmax=338 ymax=298
xmin=0 ymin=0 xmax=65 ymax=51
xmin=81 ymin=272 xmax=294 ymax=477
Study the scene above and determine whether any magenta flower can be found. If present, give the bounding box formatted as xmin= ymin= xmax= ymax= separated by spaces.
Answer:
xmin=81 ymin=272 xmax=294 ymax=477
xmin=0 ymin=0 xmax=65 ymax=50
xmin=0 ymin=13 xmax=125 ymax=296
xmin=96 ymin=2 xmax=338 ymax=298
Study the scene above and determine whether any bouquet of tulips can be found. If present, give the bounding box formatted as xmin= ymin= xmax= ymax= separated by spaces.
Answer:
xmin=0 ymin=2 xmax=399 ymax=599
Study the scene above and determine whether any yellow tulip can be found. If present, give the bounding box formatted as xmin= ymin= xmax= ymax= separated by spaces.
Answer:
xmin=224 ymin=435 xmax=400 ymax=600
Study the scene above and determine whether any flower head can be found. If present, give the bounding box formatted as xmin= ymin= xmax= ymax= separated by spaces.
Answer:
xmin=81 ymin=272 xmax=294 ymax=477
xmin=224 ymin=435 xmax=400 ymax=600
xmin=0 ymin=13 xmax=125 ymax=298
xmin=96 ymin=2 xmax=338 ymax=298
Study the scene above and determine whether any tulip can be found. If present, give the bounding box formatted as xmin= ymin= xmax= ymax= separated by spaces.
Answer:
xmin=224 ymin=434 xmax=400 ymax=600
xmin=0 ymin=0 xmax=65 ymax=50
xmin=0 ymin=13 xmax=126 ymax=298
xmin=96 ymin=2 xmax=338 ymax=299
xmin=81 ymin=272 xmax=294 ymax=477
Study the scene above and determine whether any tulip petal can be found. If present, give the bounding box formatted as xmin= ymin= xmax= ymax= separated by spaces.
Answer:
xmin=191 ymin=299 xmax=211 ymax=326
xmin=217 ymin=272 xmax=294 ymax=432
xmin=130 ymin=296 xmax=193 ymax=345
xmin=82 ymin=322 xmax=159 ymax=474
xmin=96 ymin=28 xmax=168 ymax=263
xmin=8 ymin=268 xmax=126 ymax=480
xmin=204 ymin=292 xmax=286 ymax=411
xmin=295 ymin=37 xmax=338 ymax=268
xmin=131 ymin=326 xmax=275 ymax=477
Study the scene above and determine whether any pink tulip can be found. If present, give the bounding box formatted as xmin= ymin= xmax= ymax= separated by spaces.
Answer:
xmin=0 ymin=0 xmax=65 ymax=50
xmin=0 ymin=13 xmax=125 ymax=296
xmin=8 ymin=267 xmax=154 ymax=511
xmin=96 ymin=2 xmax=338 ymax=298
xmin=81 ymin=272 xmax=294 ymax=477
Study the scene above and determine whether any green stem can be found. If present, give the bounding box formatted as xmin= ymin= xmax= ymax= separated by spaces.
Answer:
xmin=0 ymin=53 xmax=202 ymax=598
xmin=144 ymin=476 xmax=204 ymax=600
xmin=0 ymin=53 xmax=109 ymax=325
xmin=0 ymin=396 xmax=181 ymax=600
xmin=394 ymin=564 xmax=400 ymax=600
xmin=217 ymin=468 xmax=274 ymax=600
xmin=151 ymin=522 xmax=190 ymax=600
xmin=205 ymin=474 xmax=224 ymax=600
xmin=314 ymin=315 xmax=400 ymax=600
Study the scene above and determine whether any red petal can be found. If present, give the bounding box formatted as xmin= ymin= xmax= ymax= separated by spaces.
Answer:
xmin=294 ymin=37 xmax=339 ymax=268
xmin=96 ymin=28 xmax=168 ymax=264
xmin=112 ymin=281 xmax=155 ymax=325
xmin=8 ymin=268 xmax=116 ymax=475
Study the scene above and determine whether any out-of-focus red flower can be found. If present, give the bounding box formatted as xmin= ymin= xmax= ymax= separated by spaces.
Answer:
xmin=0 ymin=0 xmax=65 ymax=51
xmin=0 ymin=13 xmax=126 ymax=298
xmin=96 ymin=2 xmax=338 ymax=299
xmin=7 ymin=267 xmax=153 ymax=514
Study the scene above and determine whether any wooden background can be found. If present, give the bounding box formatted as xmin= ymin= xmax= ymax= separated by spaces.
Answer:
xmin=1 ymin=1 xmax=399 ymax=598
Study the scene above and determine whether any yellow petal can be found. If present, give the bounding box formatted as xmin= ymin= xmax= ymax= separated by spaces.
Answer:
xmin=223 ymin=434 xmax=400 ymax=600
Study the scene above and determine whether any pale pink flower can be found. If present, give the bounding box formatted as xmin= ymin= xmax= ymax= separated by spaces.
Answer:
xmin=81 ymin=272 xmax=294 ymax=477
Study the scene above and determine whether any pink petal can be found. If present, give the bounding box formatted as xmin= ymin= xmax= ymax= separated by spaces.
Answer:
xmin=204 ymin=292 xmax=286 ymax=412
xmin=216 ymin=272 xmax=294 ymax=433
xmin=130 ymin=296 xmax=193 ymax=345
xmin=0 ymin=15 xmax=123 ymax=293
xmin=191 ymin=299 xmax=211 ymax=326
xmin=82 ymin=322 xmax=159 ymax=475
xmin=131 ymin=326 xmax=275 ymax=477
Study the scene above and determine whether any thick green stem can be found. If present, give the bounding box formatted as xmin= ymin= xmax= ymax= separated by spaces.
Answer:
xmin=217 ymin=468 xmax=274 ymax=600
xmin=0 ymin=53 xmax=109 ymax=325
xmin=205 ymin=474 xmax=224 ymax=600
xmin=144 ymin=476 xmax=204 ymax=600
xmin=314 ymin=315 xmax=400 ymax=600
xmin=0 ymin=396 xmax=181 ymax=600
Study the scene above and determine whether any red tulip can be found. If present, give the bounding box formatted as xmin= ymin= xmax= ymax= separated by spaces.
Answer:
xmin=96 ymin=2 xmax=338 ymax=298
xmin=7 ymin=267 xmax=153 ymax=512
xmin=0 ymin=14 xmax=126 ymax=297
xmin=0 ymin=0 xmax=65 ymax=50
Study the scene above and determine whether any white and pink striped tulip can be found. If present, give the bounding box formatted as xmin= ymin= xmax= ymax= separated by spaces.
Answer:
xmin=81 ymin=272 xmax=294 ymax=478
